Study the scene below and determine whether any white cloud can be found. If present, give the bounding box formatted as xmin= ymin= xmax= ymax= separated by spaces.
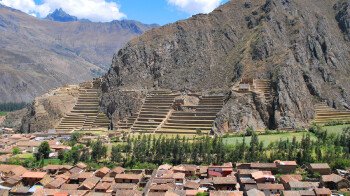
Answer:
xmin=168 ymin=0 xmax=222 ymax=14
xmin=0 ymin=0 xmax=126 ymax=22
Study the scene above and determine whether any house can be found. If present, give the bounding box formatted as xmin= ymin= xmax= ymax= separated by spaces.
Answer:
xmin=115 ymin=174 xmax=142 ymax=183
xmin=78 ymin=177 xmax=100 ymax=190
xmin=173 ymin=172 xmax=185 ymax=184
xmin=60 ymin=183 xmax=79 ymax=190
xmin=172 ymin=164 xmax=197 ymax=177
xmin=275 ymin=160 xmax=297 ymax=174
xmin=113 ymin=183 xmax=138 ymax=191
xmin=42 ymin=165 xmax=72 ymax=175
xmin=0 ymin=164 xmax=28 ymax=177
xmin=321 ymin=173 xmax=350 ymax=190
xmin=287 ymin=181 xmax=320 ymax=191
xmin=110 ymin=167 xmax=125 ymax=177
xmin=2 ymin=176 xmax=22 ymax=187
xmin=44 ymin=177 xmax=67 ymax=189
xmin=236 ymin=163 xmax=252 ymax=170
xmin=9 ymin=186 xmax=30 ymax=196
xmin=184 ymin=181 xmax=200 ymax=190
xmin=149 ymin=183 xmax=175 ymax=193
xmin=250 ymin=163 xmax=277 ymax=173
xmin=212 ymin=176 xmax=238 ymax=191
xmin=95 ymin=167 xmax=111 ymax=178
xmin=112 ymin=189 xmax=142 ymax=196
xmin=77 ymin=172 xmax=94 ymax=182
xmin=237 ymin=169 xmax=259 ymax=178
xmin=307 ymin=164 xmax=331 ymax=175
xmin=208 ymin=163 xmax=233 ymax=177
xmin=251 ymin=171 xmax=275 ymax=183
xmin=95 ymin=182 xmax=112 ymax=192
xmin=314 ymin=188 xmax=332 ymax=196
xmin=282 ymin=190 xmax=302 ymax=196
xmin=210 ymin=191 xmax=244 ymax=196
xmin=21 ymin=172 xmax=47 ymax=186
xmin=279 ymin=174 xmax=303 ymax=188
xmin=257 ymin=183 xmax=284 ymax=195
xmin=246 ymin=188 xmax=265 ymax=196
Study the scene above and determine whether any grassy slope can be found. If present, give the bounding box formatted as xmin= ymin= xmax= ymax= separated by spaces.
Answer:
xmin=223 ymin=132 xmax=316 ymax=146
xmin=323 ymin=125 xmax=350 ymax=135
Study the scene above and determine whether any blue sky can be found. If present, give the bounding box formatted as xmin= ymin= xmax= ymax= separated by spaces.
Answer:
xmin=1 ymin=0 xmax=229 ymax=25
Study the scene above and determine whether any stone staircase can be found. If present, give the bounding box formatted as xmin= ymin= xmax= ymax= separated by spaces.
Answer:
xmin=158 ymin=96 xmax=225 ymax=134
xmin=253 ymin=79 xmax=274 ymax=102
xmin=314 ymin=102 xmax=350 ymax=124
xmin=116 ymin=114 xmax=138 ymax=130
xmin=56 ymin=87 xmax=109 ymax=131
xmin=131 ymin=90 xmax=179 ymax=133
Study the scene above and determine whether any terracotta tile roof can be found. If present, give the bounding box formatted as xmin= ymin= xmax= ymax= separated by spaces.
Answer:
xmin=113 ymin=183 xmax=137 ymax=190
xmin=309 ymin=163 xmax=330 ymax=170
xmin=212 ymin=176 xmax=237 ymax=185
xmin=257 ymin=183 xmax=284 ymax=190
xmin=153 ymin=178 xmax=176 ymax=184
xmin=150 ymin=183 xmax=175 ymax=191
xmin=113 ymin=190 xmax=142 ymax=196
xmin=210 ymin=191 xmax=244 ymax=196
xmin=321 ymin=174 xmax=344 ymax=183
xmin=251 ymin=163 xmax=277 ymax=169
xmin=173 ymin=172 xmax=185 ymax=179
xmin=246 ymin=188 xmax=265 ymax=196
xmin=237 ymin=169 xmax=259 ymax=175
xmin=184 ymin=181 xmax=200 ymax=189
xmin=79 ymin=176 xmax=100 ymax=190
xmin=45 ymin=177 xmax=67 ymax=189
xmin=282 ymin=191 xmax=301 ymax=196
xmin=96 ymin=167 xmax=110 ymax=175
xmin=21 ymin=171 xmax=47 ymax=179
xmin=102 ymin=176 xmax=115 ymax=182
xmin=115 ymin=173 xmax=142 ymax=180
xmin=43 ymin=165 xmax=73 ymax=171
xmin=314 ymin=188 xmax=332 ymax=195
xmin=78 ymin=172 xmax=94 ymax=179
xmin=60 ymin=183 xmax=79 ymax=190
xmin=95 ymin=182 xmax=112 ymax=190
xmin=298 ymin=190 xmax=316 ymax=196
xmin=0 ymin=164 xmax=28 ymax=176
xmin=112 ymin=167 xmax=125 ymax=174
xmin=280 ymin=174 xmax=302 ymax=183
xmin=251 ymin=171 xmax=275 ymax=180
xmin=69 ymin=167 xmax=83 ymax=174
xmin=35 ymin=189 xmax=88 ymax=196
xmin=288 ymin=181 xmax=319 ymax=189
xmin=16 ymin=141 xmax=41 ymax=147
xmin=40 ymin=175 xmax=54 ymax=186
xmin=76 ymin=162 xmax=87 ymax=169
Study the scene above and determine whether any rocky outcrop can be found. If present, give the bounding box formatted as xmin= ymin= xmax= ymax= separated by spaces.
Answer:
xmin=19 ymin=86 xmax=80 ymax=133
xmin=101 ymin=0 xmax=350 ymax=132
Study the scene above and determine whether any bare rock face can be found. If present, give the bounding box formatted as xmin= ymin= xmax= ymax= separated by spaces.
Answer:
xmin=101 ymin=0 xmax=350 ymax=131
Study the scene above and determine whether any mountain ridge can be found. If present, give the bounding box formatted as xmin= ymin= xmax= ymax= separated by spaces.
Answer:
xmin=0 ymin=5 xmax=158 ymax=103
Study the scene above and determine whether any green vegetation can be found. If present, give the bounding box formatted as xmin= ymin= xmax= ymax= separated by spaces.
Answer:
xmin=223 ymin=131 xmax=315 ymax=146
xmin=0 ymin=102 xmax=27 ymax=112
xmin=0 ymin=111 xmax=7 ymax=116
xmin=323 ymin=124 xmax=350 ymax=135
xmin=35 ymin=141 xmax=51 ymax=160
xmin=12 ymin=147 xmax=20 ymax=155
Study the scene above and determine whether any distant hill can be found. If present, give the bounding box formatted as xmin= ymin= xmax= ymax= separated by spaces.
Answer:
xmin=45 ymin=8 xmax=78 ymax=22
xmin=0 ymin=5 xmax=158 ymax=102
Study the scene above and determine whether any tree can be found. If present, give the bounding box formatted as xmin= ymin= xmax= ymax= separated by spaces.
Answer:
xmin=35 ymin=141 xmax=51 ymax=160
xmin=111 ymin=145 xmax=123 ymax=163
xmin=91 ymin=139 xmax=107 ymax=161
xmin=69 ymin=132 xmax=82 ymax=146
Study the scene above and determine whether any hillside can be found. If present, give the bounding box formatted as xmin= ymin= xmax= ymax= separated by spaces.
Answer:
xmin=0 ymin=5 xmax=157 ymax=102
xmin=100 ymin=0 xmax=350 ymax=131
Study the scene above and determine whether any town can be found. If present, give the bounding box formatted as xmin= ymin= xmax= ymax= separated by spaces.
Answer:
xmin=0 ymin=159 xmax=349 ymax=195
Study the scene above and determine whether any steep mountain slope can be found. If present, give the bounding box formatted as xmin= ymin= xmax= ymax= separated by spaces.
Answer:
xmin=101 ymin=0 xmax=350 ymax=131
xmin=0 ymin=5 xmax=157 ymax=102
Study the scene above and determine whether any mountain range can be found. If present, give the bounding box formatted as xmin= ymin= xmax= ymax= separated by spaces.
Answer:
xmin=0 ymin=5 xmax=157 ymax=102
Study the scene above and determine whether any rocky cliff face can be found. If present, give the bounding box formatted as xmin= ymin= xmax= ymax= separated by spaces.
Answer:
xmin=0 ymin=5 xmax=157 ymax=102
xmin=102 ymin=0 xmax=350 ymax=132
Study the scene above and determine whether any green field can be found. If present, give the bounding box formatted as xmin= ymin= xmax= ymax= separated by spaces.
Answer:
xmin=14 ymin=153 xmax=34 ymax=159
xmin=0 ymin=111 xmax=7 ymax=116
xmin=323 ymin=124 xmax=350 ymax=135
xmin=223 ymin=132 xmax=316 ymax=146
